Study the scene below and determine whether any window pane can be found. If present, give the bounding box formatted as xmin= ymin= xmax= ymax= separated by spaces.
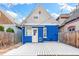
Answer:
xmin=34 ymin=16 xmax=38 ymax=19
xmin=25 ymin=27 xmax=32 ymax=36
xmin=68 ymin=26 xmax=75 ymax=32
xmin=43 ymin=27 xmax=47 ymax=38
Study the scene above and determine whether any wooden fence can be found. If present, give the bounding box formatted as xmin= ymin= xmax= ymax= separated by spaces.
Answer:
xmin=0 ymin=32 xmax=19 ymax=48
xmin=59 ymin=31 xmax=79 ymax=48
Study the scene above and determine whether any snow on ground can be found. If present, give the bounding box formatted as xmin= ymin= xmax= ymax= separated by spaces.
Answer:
xmin=3 ymin=42 xmax=79 ymax=56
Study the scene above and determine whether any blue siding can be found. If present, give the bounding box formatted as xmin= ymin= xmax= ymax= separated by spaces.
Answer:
xmin=25 ymin=36 xmax=32 ymax=42
xmin=46 ymin=25 xmax=59 ymax=41
xmin=38 ymin=27 xmax=43 ymax=42
xmin=22 ymin=27 xmax=32 ymax=44
xmin=22 ymin=25 xmax=59 ymax=44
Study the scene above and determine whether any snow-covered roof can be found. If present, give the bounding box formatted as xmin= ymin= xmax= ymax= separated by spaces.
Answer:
xmin=22 ymin=5 xmax=58 ymax=25
xmin=0 ymin=9 xmax=16 ymax=24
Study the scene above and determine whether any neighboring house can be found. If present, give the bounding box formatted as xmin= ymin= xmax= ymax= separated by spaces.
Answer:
xmin=56 ymin=14 xmax=70 ymax=32
xmin=0 ymin=9 xmax=20 ymax=33
xmin=58 ymin=4 xmax=79 ymax=32
xmin=21 ymin=5 xmax=59 ymax=44
xmin=0 ymin=9 xmax=22 ymax=42
xmin=56 ymin=14 xmax=70 ymax=26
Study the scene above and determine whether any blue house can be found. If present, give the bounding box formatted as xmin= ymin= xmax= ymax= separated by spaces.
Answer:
xmin=21 ymin=5 xmax=59 ymax=44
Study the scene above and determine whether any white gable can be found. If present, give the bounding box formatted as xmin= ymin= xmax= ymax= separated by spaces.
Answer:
xmin=22 ymin=5 xmax=58 ymax=25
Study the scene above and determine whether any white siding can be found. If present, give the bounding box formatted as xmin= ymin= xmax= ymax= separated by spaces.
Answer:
xmin=22 ymin=6 xmax=58 ymax=25
xmin=0 ymin=24 xmax=20 ymax=34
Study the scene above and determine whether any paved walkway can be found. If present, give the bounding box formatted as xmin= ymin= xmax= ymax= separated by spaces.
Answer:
xmin=3 ymin=42 xmax=79 ymax=56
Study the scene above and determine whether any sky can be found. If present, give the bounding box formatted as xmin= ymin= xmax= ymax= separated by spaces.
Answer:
xmin=0 ymin=3 xmax=78 ymax=23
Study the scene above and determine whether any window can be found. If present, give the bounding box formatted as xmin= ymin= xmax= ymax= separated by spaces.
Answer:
xmin=25 ymin=27 xmax=32 ymax=36
xmin=43 ymin=27 xmax=47 ymax=38
xmin=34 ymin=16 xmax=38 ymax=19
xmin=33 ymin=30 xmax=37 ymax=36
xmin=68 ymin=26 xmax=75 ymax=31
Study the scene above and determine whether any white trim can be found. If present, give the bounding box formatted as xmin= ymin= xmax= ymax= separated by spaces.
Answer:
xmin=22 ymin=23 xmax=58 ymax=25
xmin=25 ymin=26 xmax=32 ymax=36
xmin=43 ymin=27 xmax=47 ymax=38
xmin=25 ymin=27 xmax=27 ymax=36
xmin=32 ymin=28 xmax=38 ymax=42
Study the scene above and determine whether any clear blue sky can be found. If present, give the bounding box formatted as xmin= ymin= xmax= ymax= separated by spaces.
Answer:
xmin=0 ymin=3 xmax=77 ymax=23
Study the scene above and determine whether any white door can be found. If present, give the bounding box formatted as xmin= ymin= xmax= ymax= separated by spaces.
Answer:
xmin=32 ymin=28 xmax=38 ymax=42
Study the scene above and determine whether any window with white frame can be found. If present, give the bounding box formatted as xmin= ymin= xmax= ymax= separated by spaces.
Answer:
xmin=43 ymin=27 xmax=47 ymax=38
xmin=25 ymin=27 xmax=32 ymax=36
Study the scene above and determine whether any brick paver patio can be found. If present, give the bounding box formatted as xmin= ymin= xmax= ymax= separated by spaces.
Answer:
xmin=3 ymin=42 xmax=79 ymax=56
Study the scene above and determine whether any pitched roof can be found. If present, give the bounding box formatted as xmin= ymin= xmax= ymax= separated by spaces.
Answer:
xmin=60 ymin=14 xmax=70 ymax=18
xmin=61 ymin=8 xmax=79 ymax=26
xmin=0 ymin=9 xmax=16 ymax=24
xmin=56 ymin=14 xmax=69 ymax=21
xmin=21 ymin=5 xmax=58 ymax=25
xmin=60 ymin=4 xmax=79 ymax=27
